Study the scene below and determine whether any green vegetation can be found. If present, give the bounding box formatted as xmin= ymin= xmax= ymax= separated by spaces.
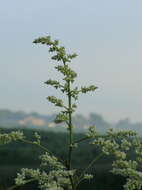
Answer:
xmin=0 ymin=128 xmax=124 ymax=190
xmin=1 ymin=35 xmax=142 ymax=190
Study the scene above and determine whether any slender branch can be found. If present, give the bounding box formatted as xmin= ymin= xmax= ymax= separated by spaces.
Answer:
xmin=20 ymin=139 xmax=52 ymax=153
xmin=69 ymin=175 xmax=75 ymax=190
xmin=76 ymin=152 xmax=104 ymax=187
xmin=74 ymin=135 xmax=107 ymax=144
xmin=73 ymin=135 xmax=106 ymax=144
xmin=7 ymin=179 xmax=35 ymax=190
xmin=82 ymin=152 xmax=104 ymax=175
xmin=74 ymin=136 xmax=90 ymax=144
xmin=20 ymin=139 xmax=64 ymax=164
xmin=65 ymin=78 xmax=73 ymax=170
xmin=67 ymin=81 xmax=76 ymax=190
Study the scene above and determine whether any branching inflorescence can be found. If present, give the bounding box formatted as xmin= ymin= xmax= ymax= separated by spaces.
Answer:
xmin=1 ymin=35 xmax=142 ymax=190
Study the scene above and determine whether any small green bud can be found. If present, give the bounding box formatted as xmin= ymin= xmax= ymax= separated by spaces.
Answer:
xmin=54 ymin=113 xmax=68 ymax=124
xmin=81 ymin=85 xmax=98 ymax=93
xmin=83 ymin=174 xmax=93 ymax=180
xmin=47 ymin=96 xmax=64 ymax=107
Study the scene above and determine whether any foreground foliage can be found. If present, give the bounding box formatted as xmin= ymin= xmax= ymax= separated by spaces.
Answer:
xmin=1 ymin=35 xmax=142 ymax=190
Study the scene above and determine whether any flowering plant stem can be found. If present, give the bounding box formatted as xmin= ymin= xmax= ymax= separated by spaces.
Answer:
xmin=67 ymin=80 xmax=73 ymax=170
xmin=68 ymin=83 xmax=75 ymax=190
xmin=7 ymin=179 xmax=35 ymax=190
xmin=76 ymin=152 xmax=104 ymax=186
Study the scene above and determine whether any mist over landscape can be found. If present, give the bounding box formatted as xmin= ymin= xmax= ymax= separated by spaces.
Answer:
xmin=1 ymin=0 xmax=142 ymax=122
xmin=0 ymin=109 xmax=142 ymax=135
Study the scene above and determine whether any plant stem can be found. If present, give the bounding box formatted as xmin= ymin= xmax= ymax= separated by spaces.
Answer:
xmin=74 ymin=135 xmax=107 ymax=144
xmin=74 ymin=136 xmax=90 ymax=144
xmin=67 ymin=80 xmax=76 ymax=190
xmin=7 ymin=179 xmax=35 ymax=190
xmin=20 ymin=139 xmax=64 ymax=164
xmin=20 ymin=139 xmax=53 ymax=154
xmin=68 ymin=81 xmax=73 ymax=170
xmin=76 ymin=152 xmax=104 ymax=187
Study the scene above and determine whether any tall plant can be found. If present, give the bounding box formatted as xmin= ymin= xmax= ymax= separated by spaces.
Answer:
xmin=1 ymin=35 xmax=142 ymax=190
xmin=32 ymin=35 xmax=98 ymax=190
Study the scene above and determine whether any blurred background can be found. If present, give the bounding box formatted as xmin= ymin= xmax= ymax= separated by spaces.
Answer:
xmin=0 ymin=0 xmax=142 ymax=189
xmin=1 ymin=0 xmax=142 ymax=122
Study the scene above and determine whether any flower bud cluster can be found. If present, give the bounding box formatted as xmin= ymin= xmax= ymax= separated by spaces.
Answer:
xmin=112 ymin=160 xmax=137 ymax=171
xmin=70 ymin=87 xmax=79 ymax=100
xmin=124 ymin=178 xmax=142 ymax=190
xmin=131 ymin=139 xmax=142 ymax=164
xmin=107 ymin=128 xmax=137 ymax=138
xmin=120 ymin=139 xmax=132 ymax=151
xmin=93 ymin=138 xmax=120 ymax=156
xmin=92 ymin=128 xmax=142 ymax=190
xmin=81 ymin=85 xmax=98 ymax=93
xmin=93 ymin=129 xmax=138 ymax=159
xmin=0 ymin=131 xmax=24 ymax=144
xmin=45 ymin=79 xmax=63 ymax=89
xmin=40 ymin=152 xmax=65 ymax=170
xmin=15 ymin=168 xmax=40 ymax=185
xmin=33 ymin=132 xmax=41 ymax=145
xmin=47 ymin=96 xmax=64 ymax=107
xmin=87 ymin=126 xmax=98 ymax=138
xmin=33 ymin=35 xmax=77 ymax=64
xmin=55 ymin=65 xmax=77 ymax=83
xmin=112 ymin=166 xmax=142 ymax=190
xmin=15 ymin=165 xmax=75 ymax=190
xmin=83 ymin=174 xmax=93 ymax=180
xmin=54 ymin=113 xmax=68 ymax=124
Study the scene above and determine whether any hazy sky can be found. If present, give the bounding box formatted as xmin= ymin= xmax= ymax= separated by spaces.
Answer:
xmin=0 ymin=0 xmax=142 ymax=122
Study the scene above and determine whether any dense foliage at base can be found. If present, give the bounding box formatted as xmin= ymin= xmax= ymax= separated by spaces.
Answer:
xmin=0 ymin=128 xmax=126 ymax=190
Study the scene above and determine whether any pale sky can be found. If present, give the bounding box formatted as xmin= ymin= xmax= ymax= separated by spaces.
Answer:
xmin=0 ymin=0 xmax=142 ymax=122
